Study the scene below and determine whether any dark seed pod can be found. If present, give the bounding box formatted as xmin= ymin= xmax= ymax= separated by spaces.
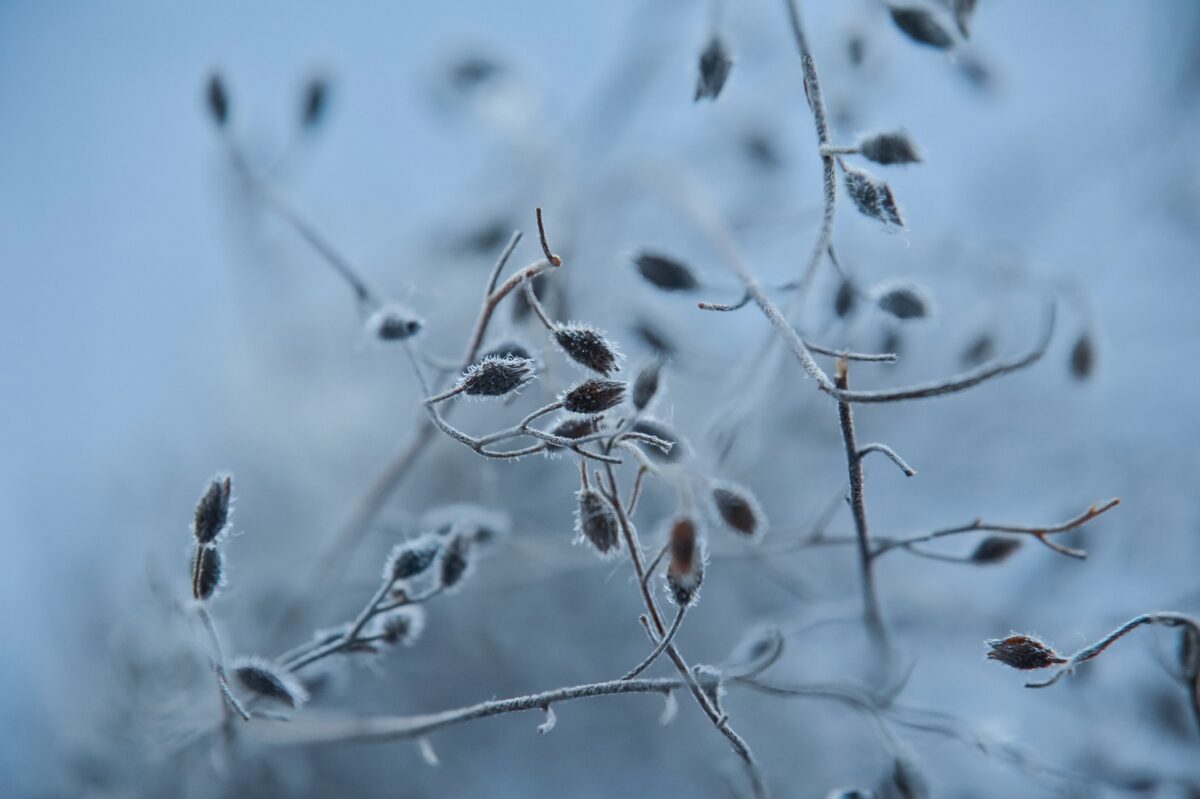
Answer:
xmin=481 ymin=340 xmax=533 ymax=362
xmin=205 ymin=72 xmax=229 ymax=126
xmin=694 ymin=35 xmax=732 ymax=102
xmin=232 ymin=658 xmax=308 ymax=708
xmin=985 ymin=635 xmax=1066 ymax=670
xmin=970 ymin=536 xmax=1022 ymax=564
xmin=192 ymin=545 xmax=223 ymax=601
xmin=953 ymin=0 xmax=978 ymax=38
xmin=459 ymin=355 xmax=536 ymax=397
xmin=631 ymin=419 xmax=685 ymax=463
xmin=385 ymin=534 xmax=442 ymax=581
xmin=889 ymin=6 xmax=956 ymax=50
xmin=711 ymin=481 xmax=767 ymax=538
xmin=373 ymin=606 xmax=425 ymax=648
xmin=843 ymin=163 xmax=904 ymax=226
xmin=633 ymin=252 xmax=700 ymax=292
xmin=554 ymin=324 xmax=622 ymax=375
xmin=961 ymin=332 xmax=995 ymax=367
xmin=575 ymin=489 xmax=621 ymax=557
xmin=366 ymin=305 xmax=423 ymax=342
xmin=666 ymin=517 xmax=705 ymax=606
xmin=876 ymin=283 xmax=930 ymax=320
xmin=632 ymin=360 xmax=664 ymax=411
xmin=545 ymin=415 xmax=601 ymax=453
xmin=1069 ymin=334 xmax=1094 ymax=380
xmin=834 ymin=279 xmax=857 ymax=318
xmin=562 ymin=379 xmax=626 ymax=415
xmin=193 ymin=476 xmax=232 ymax=544
xmin=437 ymin=534 xmax=472 ymax=591
xmin=858 ymin=130 xmax=922 ymax=165
xmin=300 ymin=75 xmax=329 ymax=129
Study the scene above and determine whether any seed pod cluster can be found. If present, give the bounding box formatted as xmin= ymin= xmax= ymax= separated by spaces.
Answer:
xmin=554 ymin=324 xmax=622 ymax=376
xmin=458 ymin=355 xmax=536 ymax=397
xmin=575 ymin=489 xmax=621 ymax=557
xmin=562 ymin=379 xmax=626 ymax=415
xmin=665 ymin=517 xmax=705 ymax=607
xmin=985 ymin=634 xmax=1066 ymax=670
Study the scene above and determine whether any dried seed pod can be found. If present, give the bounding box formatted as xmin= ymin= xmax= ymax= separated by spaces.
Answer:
xmin=385 ymin=534 xmax=443 ymax=582
xmin=1069 ymin=333 xmax=1095 ymax=380
xmin=876 ymin=283 xmax=930 ymax=320
xmin=631 ymin=419 xmax=686 ymax=463
xmin=953 ymin=0 xmax=978 ymax=38
xmin=970 ymin=536 xmax=1022 ymax=564
xmin=633 ymin=252 xmax=700 ymax=292
xmin=231 ymin=658 xmax=308 ymax=708
xmin=961 ymin=332 xmax=995 ymax=367
xmin=632 ymin=360 xmax=664 ymax=411
xmin=562 ymin=379 xmax=626 ymax=415
xmin=711 ymin=481 xmax=767 ymax=539
xmin=458 ymin=355 xmax=536 ymax=397
xmin=842 ymin=163 xmax=904 ymax=226
xmin=193 ymin=476 xmax=233 ymax=544
xmin=889 ymin=6 xmax=956 ymax=49
xmin=834 ymin=279 xmax=857 ymax=318
xmin=985 ymin=635 xmax=1066 ymax=670
xmin=575 ymin=489 xmax=621 ymax=557
xmin=554 ymin=324 xmax=622 ymax=375
xmin=858 ymin=130 xmax=922 ymax=165
xmin=205 ymin=72 xmax=229 ymax=126
xmin=694 ymin=35 xmax=732 ymax=101
xmin=300 ymin=74 xmax=330 ymax=129
xmin=365 ymin=304 xmax=423 ymax=342
xmin=666 ymin=517 xmax=705 ymax=607
xmin=371 ymin=606 xmax=426 ymax=648
xmin=436 ymin=534 xmax=472 ymax=592
xmin=544 ymin=415 xmax=601 ymax=453
xmin=481 ymin=340 xmax=533 ymax=362
xmin=192 ymin=545 xmax=223 ymax=601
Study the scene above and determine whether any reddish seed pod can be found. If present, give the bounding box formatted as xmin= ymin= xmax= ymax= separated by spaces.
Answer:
xmin=711 ymin=481 xmax=767 ymax=538
xmin=554 ymin=324 xmax=622 ymax=376
xmin=666 ymin=517 xmax=705 ymax=607
xmin=985 ymin=635 xmax=1066 ymax=670
xmin=562 ymin=379 xmax=626 ymax=415
xmin=193 ymin=476 xmax=232 ymax=544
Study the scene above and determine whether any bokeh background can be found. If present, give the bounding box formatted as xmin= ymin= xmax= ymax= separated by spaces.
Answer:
xmin=3 ymin=1 xmax=1200 ymax=796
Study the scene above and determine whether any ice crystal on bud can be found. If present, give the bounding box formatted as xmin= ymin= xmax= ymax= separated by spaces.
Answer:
xmin=231 ymin=657 xmax=309 ymax=708
xmin=192 ymin=475 xmax=232 ymax=544
xmin=366 ymin=304 xmax=423 ymax=341
xmin=562 ymin=379 xmax=626 ymax=415
xmin=554 ymin=324 xmax=622 ymax=376
xmin=666 ymin=517 xmax=705 ymax=606
xmin=458 ymin=355 xmax=536 ymax=397
xmin=986 ymin=635 xmax=1066 ymax=670
xmin=858 ymin=130 xmax=922 ymax=165
xmin=711 ymin=481 xmax=767 ymax=539
xmin=843 ymin=163 xmax=905 ymax=226
xmin=633 ymin=252 xmax=700 ymax=292
xmin=575 ymin=489 xmax=621 ymax=557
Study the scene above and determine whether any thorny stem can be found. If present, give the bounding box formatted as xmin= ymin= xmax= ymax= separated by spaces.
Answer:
xmin=835 ymin=361 xmax=887 ymax=649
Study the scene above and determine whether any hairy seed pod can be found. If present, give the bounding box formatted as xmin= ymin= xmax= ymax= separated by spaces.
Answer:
xmin=970 ymin=536 xmax=1021 ymax=564
xmin=232 ymin=658 xmax=308 ymax=708
xmin=300 ymin=74 xmax=329 ymax=129
xmin=985 ymin=635 xmax=1066 ymax=670
xmin=437 ymin=534 xmax=472 ymax=591
xmin=876 ymin=283 xmax=931 ymax=320
xmin=193 ymin=476 xmax=232 ymax=544
xmin=1070 ymin=334 xmax=1094 ymax=380
xmin=205 ymin=73 xmax=229 ymax=126
xmin=575 ymin=489 xmax=621 ymax=557
xmin=458 ymin=355 xmax=536 ymax=397
xmin=633 ymin=252 xmax=700 ymax=292
xmin=366 ymin=304 xmax=423 ymax=342
xmin=554 ymin=324 xmax=622 ymax=376
xmin=545 ymin=415 xmax=601 ymax=453
xmin=843 ymin=163 xmax=904 ymax=226
xmin=666 ymin=517 xmax=705 ymax=606
xmin=889 ymin=6 xmax=955 ymax=49
xmin=481 ymin=340 xmax=533 ymax=362
xmin=562 ymin=379 xmax=626 ymax=415
xmin=385 ymin=534 xmax=443 ymax=581
xmin=192 ymin=545 xmax=223 ymax=601
xmin=834 ymin=279 xmax=857 ymax=318
xmin=372 ymin=606 xmax=426 ymax=648
xmin=711 ymin=481 xmax=767 ymax=538
xmin=858 ymin=130 xmax=923 ymax=165
xmin=694 ymin=35 xmax=732 ymax=101
xmin=631 ymin=419 xmax=685 ymax=463
xmin=632 ymin=360 xmax=664 ymax=411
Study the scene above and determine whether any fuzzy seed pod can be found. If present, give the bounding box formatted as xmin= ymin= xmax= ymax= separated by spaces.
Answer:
xmin=300 ymin=75 xmax=329 ymax=129
xmin=574 ymin=489 xmax=621 ymax=557
xmin=711 ymin=481 xmax=767 ymax=538
xmin=205 ymin=73 xmax=229 ymax=126
xmin=481 ymin=340 xmax=533 ymax=362
xmin=834 ymin=279 xmax=857 ymax=318
xmin=985 ymin=635 xmax=1066 ymax=670
xmin=633 ymin=252 xmax=700 ymax=292
xmin=1069 ymin=334 xmax=1094 ymax=380
xmin=554 ymin=324 xmax=622 ymax=376
xmin=631 ymin=419 xmax=686 ymax=463
xmin=437 ymin=534 xmax=472 ymax=591
xmin=858 ymin=130 xmax=922 ymax=165
xmin=192 ymin=545 xmax=223 ymax=601
xmin=385 ymin=534 xmax=443 ymax=582
xmin=695 ymin=35 xmax=732 ymax=101
xmin=876 ymin=283 xmax=930 ymax=320
xmin=365 ymin=304 xmax=423 ymax=342
xmin=458 ymin=355 xmax=536 ymax=397
xmin=666 ymin=517 xmax=705 ymax=606
xmin=231 ymin=658 xmax=308 ymax=708
xmin=562 ymin=379 xmax=626 ymax=415
xmin=970 ymin=536 xmax=1021 ymax=564
xmin=544 ymin=415 xmax=601 ymax=453
xmin=371 ymin=606 xmax=426 ymax=648
xmin=632 ymin=360 xmax=664 ymax=411
xmin=193 ymin=476 xmax=232 ymax=545
xmin=843 ymin=163 xmax=904 ymax=226
xmin=889 ymin=6 xmax=955 ymax=49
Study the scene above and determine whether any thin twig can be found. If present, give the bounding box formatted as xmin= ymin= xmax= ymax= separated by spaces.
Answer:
xmin=623 ymin=606 xmax=687 ymax=681
xmin=857 ymin=443 xmax=916 ymax=477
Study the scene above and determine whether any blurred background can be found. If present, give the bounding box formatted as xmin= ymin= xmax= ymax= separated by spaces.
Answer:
xmin=3 ymin=0 xmax=1200 ymax=796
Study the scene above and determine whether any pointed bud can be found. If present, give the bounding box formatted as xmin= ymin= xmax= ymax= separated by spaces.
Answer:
xmin=711 ymin=481 xmax=767 ymax=539
xmin=695 ymin=36 xmax=732 ymax=101
xmin=231 ymin=658 xmax=308 ymax=708
xmin=458 ymin=355 xmax=536 ymax=397
xmin=205 ymin=72 xmax=229 ymax=126
xmin=666 ymin=517 xmax=705 ymax=607
xmin=985 ymin=635 xmax=1066 ymax=670
xmin=575 ymin=489 xmax=621 ymax=557
xmin=385 ymin=534 xmax=443 ymax=582
xmin=633 ymin=252 xmax=700 ymax=292
xmin=843 ymin=163 xmax=905 ymax=226
xmin=192 ymin=545 xmax=223 ymax=601
xmin=554 ymin=324 xmax=622 ymax=376
xmin=193 ymin=476 xmax=232 ymax=544
xmin=1069 ymin=334 xmax=1094 ymax=380
xmin=834 ymin=279 xmax=857 ymax=318
xmin=858 ymin=130 xmax=923 ymax=165
xmin=632 ymin=360 xmax=664 ymax=411
xmin=889 ymin=6 xmax=956 ymax=50
xmin=366 ymin=304 xmax=423 ymax=341
xmin=876 ymin=282 xmax=931 ymax=320
xmin=970 ymin=536 xmax=1021 ymax=564
xmin=562 ymin=379 xmax=626 ymax=415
